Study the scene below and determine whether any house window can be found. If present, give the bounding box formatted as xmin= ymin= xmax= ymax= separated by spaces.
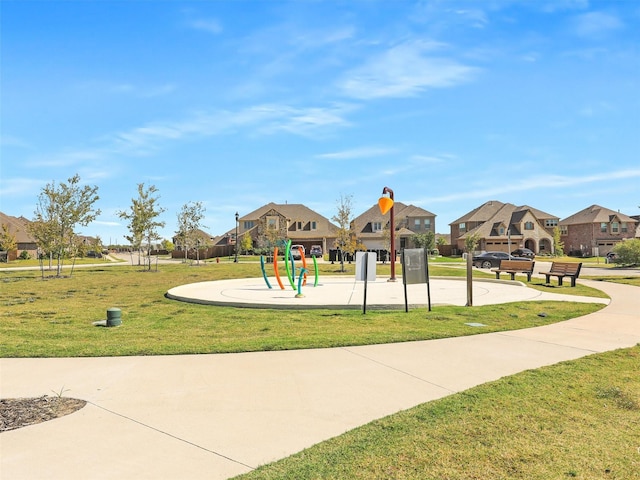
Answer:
xmin=524 ymin=221 xmax=534 ymax=230
xmin=545 ymin=219 xmax=558 ymax=228
xmin=425 ymin=219 xmax=431 ymax=230
xmin=243 ymin=221 xmax=254 ymax=229
xmin=621 ymin=222 xmax=628 ymax=233
xmin=267 ymin=216 xmax=279 ymax=230
xmin=499 ymin=227 xmax=505 ymax=235
xmin=560 ymin=226 xmax=568 ymax=235
xmin=459 ymin=223 xmax=466 ymax=233
xmin=600 ymin=222 xmax=607 ymax=233
xmin=311 ymin=221 xmax=317 ymax=230
xmin=373 ymin=222 xmax=382 ymax=232
xmin=297 ymin=221 xmax=302 ymax=230
xmin=611 ymin=222 xmax=619 ymax=233
xmin=414 ymin=219 xmax=421 ymax=230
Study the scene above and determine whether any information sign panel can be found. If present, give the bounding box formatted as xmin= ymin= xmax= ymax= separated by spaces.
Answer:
xmin=355 ymin=251 xmax=376 ymax=281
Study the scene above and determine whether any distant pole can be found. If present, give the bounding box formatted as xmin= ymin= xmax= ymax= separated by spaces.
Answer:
xmin=234 ymin=212 xmax=239 ymax=263
xmin=381 ymin=187 xmax=396 ymax=281
xmin=466 ymin=251 xmax=473 ymax=306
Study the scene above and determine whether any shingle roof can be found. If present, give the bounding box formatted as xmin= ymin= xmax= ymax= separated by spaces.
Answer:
xmin=450 ymin=200 xmax=506 ymax=225
xmin=560 ymin=204 xmax=638 ymax=225
xmin=0 ymin=212 xmax=35 ymax=243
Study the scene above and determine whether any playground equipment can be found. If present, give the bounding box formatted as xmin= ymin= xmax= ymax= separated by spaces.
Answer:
xmin=260 ymin=239 xmax=319 ymax=295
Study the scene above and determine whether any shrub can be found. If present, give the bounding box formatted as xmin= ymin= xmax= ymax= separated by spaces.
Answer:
xmin=612 ymin=238 xmax=640 ymax=266
xmin=19 ymin=250 xmax=31 ymax=260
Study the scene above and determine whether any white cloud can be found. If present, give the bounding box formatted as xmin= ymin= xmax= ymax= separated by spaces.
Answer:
xmin=316 ymin=147 xmax=395 ymax=160
xmin=0 ymin=177 xmax=45 ymax=197
xmin=420 ymin=169 xmax=640 ymax=204
xmin=188 ymin=18 xmax=223 ymax=34
xmin=572 ymin=12 xmax=623 ymax=37
xmin=339 ymin=41 xmax=477 ymax=99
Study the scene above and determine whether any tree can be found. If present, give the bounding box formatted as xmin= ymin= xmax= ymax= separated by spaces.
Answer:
xmin=176 ymin=201 xmax=206 ymax=264
xmin=612 ymin=238 xmax=640 ymax=266
xmin=0 ymin=223 xmax=17 ymax=262
xmin=29 ymin=174 xmax=101 ymax=276
xmin=412 ymin=232 xmax=435 ymax=252
xmin=464 ymin=232 xmax=481 ymax=253
xmin=332 ymin=194 xmax=360 ymax=272
xmin=161 ymin=239 xmax=175 ymax=253
xmin=118 ymin=183 xmax=166 ymax=270
xmin=240 ymin=231 xmax=253 ymax=255
xmin=553 ymin=226 xmax=564 ymax=257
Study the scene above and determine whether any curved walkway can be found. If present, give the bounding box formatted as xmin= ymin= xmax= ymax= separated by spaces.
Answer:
xmin=1 ymin=280 xmax=639 ymax=480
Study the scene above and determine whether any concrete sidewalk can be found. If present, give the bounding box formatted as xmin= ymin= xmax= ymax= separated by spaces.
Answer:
xmin=1 ymin=280 xmax=639 ymax=479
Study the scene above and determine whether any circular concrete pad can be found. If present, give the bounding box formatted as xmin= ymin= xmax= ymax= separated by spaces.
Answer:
xmin=166 ymin=276 xmax=608 ymax=309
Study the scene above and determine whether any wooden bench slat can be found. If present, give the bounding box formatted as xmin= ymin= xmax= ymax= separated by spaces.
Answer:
xmin=542 ymin=261 xmax=582 ymax=287
xmin=492 ymin=260 xmax=535 ymax=281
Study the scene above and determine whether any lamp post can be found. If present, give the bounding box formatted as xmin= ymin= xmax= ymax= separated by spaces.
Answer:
xmin=378 ymin=186 xmax=396 ymax=282
xmin=234 ymin=212 xmax=239 ymax=263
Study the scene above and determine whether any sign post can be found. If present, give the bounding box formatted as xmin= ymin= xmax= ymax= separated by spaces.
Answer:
xmin=401 ymin=248 xmax=431 ymax=312
xmin=356 ymin=251 xmax=377 ymax=314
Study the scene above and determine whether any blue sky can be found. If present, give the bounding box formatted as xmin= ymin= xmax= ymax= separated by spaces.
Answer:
xmin=2 ymin=0 xmax=639 ymax=244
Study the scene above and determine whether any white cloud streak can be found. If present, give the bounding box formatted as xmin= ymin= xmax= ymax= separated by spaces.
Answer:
xmin=339 ymin=41 xmax=477 ymax=99
xmin=419 ymin=169 xmax=640 ymax=204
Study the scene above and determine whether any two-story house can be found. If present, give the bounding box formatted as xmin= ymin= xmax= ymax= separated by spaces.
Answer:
xmin=450 ymin=201 xmax=559 ymax=254
xmin=353 ymin=202 xmax=437 ymax=255
xmin=222 ymin=202 xmax=338 ymax=255
xmin=559 ymin=205 xmax=638 ymax=256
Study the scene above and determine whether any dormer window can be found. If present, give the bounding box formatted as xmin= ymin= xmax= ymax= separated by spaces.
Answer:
xmin=373 ymin=221 xmax=382 ymax=232
xmin=524 ymin=221 xmax=534 ymax=230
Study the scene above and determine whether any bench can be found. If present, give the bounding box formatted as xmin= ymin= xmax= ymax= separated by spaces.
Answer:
xmin=542 ymin=262 xmax=582 ymax=287
xmin=492 ymin=260 xmax=535 ymax=281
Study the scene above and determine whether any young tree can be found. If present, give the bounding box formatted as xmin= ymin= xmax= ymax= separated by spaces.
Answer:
xmin=161 ymin=239 xmax=175 ymax=253
xmin=240 ymin=231 xmax=253 ymax=255
xmin=30 ymin=174 xmax=101 ymax=276
xmin=612 ymin=238 xmax=640 ymax=266
xmin=464 ymin=232 xmax=481 ymax=253
xmin=332 ymin=194 xmax=358 ymax=272
xmin=553 ymin=226 xmax=564 ymax=257
xmin=176 ymin=201 xmax=206 ymax=264
xmin=118 ymin=183 xmax=166 ymax=270
xmin=412 ymin=232 xmax=435 ymax=252
xmin=0 ymin=223 xmax=17 ymax=262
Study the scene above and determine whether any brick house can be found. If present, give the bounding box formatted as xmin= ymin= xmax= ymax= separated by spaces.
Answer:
xmin=0 ymin=212 xmax=38 ymax=260
xmin=450 ymin=201 xmax=559 ymax=254
xmin=221 ymin=202 xmax=339 ymax=255
xmin=559 ymin=205 xmax=639 ymax=256
xmin=353 ymin=202 xmax=436 ymax=255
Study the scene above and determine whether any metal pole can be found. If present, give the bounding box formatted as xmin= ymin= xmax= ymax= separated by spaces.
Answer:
xmin=234 ymin=212 xmax=239 ymax=263
xmin=382 ymin=187 xmax=396 ymax=281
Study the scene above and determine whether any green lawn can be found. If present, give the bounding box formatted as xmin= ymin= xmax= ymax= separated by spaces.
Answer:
xmin=235 ymin=345 xmax=640 ymax=480
xmin=0 ymin=262 xmax=607 ymax=357
xmin=2 ymin=260 xmax=636 ymax=478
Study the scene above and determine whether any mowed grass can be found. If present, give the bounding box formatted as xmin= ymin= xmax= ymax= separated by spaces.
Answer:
xmin=0 ymin=262 xmax=606 ymax=357
xmin=235 ymin=345 xmax=640 ymax=480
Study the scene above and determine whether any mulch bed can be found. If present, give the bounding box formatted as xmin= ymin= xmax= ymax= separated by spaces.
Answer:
xmin=0 ymin=396 xmax=87 ymax=432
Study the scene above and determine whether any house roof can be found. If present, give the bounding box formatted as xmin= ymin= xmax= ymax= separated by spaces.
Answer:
xmin=353 ymin=202 xmax=435 ymax=231
xmin=460 ymin=204 xmax=555 ymax=239
xmin=228 ymin=202 xmax=338 ymax=239
xmin=559 ymin=204 xmax=638 ymax=225
xmin=450 ymin=200 xmax=506 ymax=225
xmin=0 ymin=212 xmax=35 ymax=244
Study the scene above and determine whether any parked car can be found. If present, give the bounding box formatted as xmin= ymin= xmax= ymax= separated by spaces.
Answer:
xmin=472 ymin=251 xmax=532 ymax=269
xmin=511 ymin=248 xmax=535 ymax=259
xmin=606 ymin=251 xmax=617 ymax=263
xmin=86 ymin=250 xmax=102 ymax=258
xmin=310 ymin=245 xmax=323 ymax=257
xmin=290 ymin=244 xmax=305 ymax=260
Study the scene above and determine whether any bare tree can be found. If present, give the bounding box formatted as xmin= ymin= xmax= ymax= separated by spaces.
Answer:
xmin=176 ymin=201 xmax=206 ymax=264
xmin=29 ymin=174 xmax=101 ymax=277
xmin=118 ymin=183 xmax=166 ymax=270
xmin=332 ymin=194 xmax=360 ymax=272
